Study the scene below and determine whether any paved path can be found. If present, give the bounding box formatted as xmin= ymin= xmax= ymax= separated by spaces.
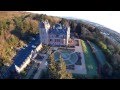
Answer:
xmin=33 ymin=55 xmax=48 ymax=79
xmin=25 ymin=63 xmax=37 ymax=79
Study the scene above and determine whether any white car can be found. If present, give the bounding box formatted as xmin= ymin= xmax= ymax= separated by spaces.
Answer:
xmin=25 ymin=45 xmax=28 ymax=47
xmin=22 ymin=47 xmax=25 ymax=49
xmin=45 ymin=62 xmax=48 ymax=65
xmin=32 ymin=45 xmax=36 ymax=48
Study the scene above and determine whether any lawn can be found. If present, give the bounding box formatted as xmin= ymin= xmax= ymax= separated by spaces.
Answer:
xmin=89 ymin=42 xmax=106 ymax=66
xmin=81 ymin=40 xmax=98 ymax=78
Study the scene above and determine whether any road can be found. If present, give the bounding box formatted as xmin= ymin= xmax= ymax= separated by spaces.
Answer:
xmin=25 ymin=63 xmax=38 ymax=79
xmin=33 ymin=54 xmax=48 ymax=79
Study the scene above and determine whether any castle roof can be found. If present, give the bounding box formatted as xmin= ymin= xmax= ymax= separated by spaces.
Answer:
xmin=48 ymin=28 xmax=67 ymax=35
xmin=48 ymin=23 xmax=68 ymax=35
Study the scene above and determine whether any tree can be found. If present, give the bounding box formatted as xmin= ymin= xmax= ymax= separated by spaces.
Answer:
xmin=69 ymin=20 xmax=77 ymax=33
xmin=75 ymin=23 xmax=81 ymax=36
xmin=56 ymin=56 xmax=73 ymax=79
xmin=114 ymin=45 xmax=120 ymax=54
xmin=98 ymin=41 xmax=107 ymax=50
xmin=48 ymin=54 xmax=57 ymax=79
xmin=48 ymin=54 xmax=73 ymax=79
xmin=108 ymin=45 xmax=114 ymax=53
xmin=112 ymin=54 xmax=120 ymax=69
xmin=59 ymin=18 xmax=69 ymax=26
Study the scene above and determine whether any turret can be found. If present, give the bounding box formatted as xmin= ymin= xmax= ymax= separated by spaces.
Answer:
xmin=39 ymin=20 xmax=50 ymax=45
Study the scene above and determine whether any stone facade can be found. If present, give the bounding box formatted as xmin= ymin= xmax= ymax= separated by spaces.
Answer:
xmin=39 ymin=20 xmax=70 ymax=46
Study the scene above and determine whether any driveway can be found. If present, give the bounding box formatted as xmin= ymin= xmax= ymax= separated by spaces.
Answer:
xmin=33 ymin=54 xmax=48 ymax=79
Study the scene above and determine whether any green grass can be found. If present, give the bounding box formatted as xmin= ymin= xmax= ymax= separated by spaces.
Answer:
xmin=81 ymin=40 xmax=98 ymax=78
xmin=90 ymin=42 xmax=106 ymax=66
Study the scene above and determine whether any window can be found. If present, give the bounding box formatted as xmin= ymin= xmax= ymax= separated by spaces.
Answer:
xmin=58 ymin=39 xmax=60 ymax=42
xmin=50 ymin=39 xmax=52 ymax=41
xmin=56 ymin=35 xmax=59 ymax=37
xmin=53 ymin=35 xmax=54 ymax=38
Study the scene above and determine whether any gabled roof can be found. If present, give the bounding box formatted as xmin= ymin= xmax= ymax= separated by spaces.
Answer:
xmin=48 ymin=28 xmax=67 ymax=35
xmin=3 ymin=35 xmax=41 ymax=78
xmin=48 ymin=23 xmax=68 ymax=35
xmin=13 ymin=36 xmax=40 ymax=67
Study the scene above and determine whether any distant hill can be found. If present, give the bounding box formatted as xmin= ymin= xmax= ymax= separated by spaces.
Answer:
xmin=78 ymin=19 xmax=120 ymax=44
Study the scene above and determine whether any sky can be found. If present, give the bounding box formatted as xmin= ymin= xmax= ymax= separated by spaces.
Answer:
xmin=27 ymin=11 xmax=120 ymax=33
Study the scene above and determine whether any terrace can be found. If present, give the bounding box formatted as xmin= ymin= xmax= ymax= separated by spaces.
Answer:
xmin=54 ymin=49 xmax=79 ymax=66
xmin=51 ymin=39 xmax=87 ymax=74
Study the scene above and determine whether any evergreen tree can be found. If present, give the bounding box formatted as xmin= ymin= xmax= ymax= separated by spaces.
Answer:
xmin=56 ymin=55 xmax=72 ymax=79
xmin=75 ymin=23 xmax=81 ymax=36
xmin=48 ymin=55 xmax=73 ymax=79
xmin=48 ymin=54 xmax=57 ymax=79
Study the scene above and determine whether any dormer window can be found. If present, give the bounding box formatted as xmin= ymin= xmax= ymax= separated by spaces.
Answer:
xmin=56 ymin=35 xmax=59 ymax=37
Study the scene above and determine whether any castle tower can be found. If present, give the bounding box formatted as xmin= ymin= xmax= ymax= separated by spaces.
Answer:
xmin=66 ymin=26 xmax=70 ymax=45
xmin=39 ymin=20 xmax=50 ymax=45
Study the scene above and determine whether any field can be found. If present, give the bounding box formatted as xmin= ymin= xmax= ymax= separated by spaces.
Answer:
xmin=81 ymin=40 xmax=98 ymax=78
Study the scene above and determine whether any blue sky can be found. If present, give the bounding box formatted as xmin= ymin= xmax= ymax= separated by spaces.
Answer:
xmin=27 ymin=11 xmax=120 ymax=33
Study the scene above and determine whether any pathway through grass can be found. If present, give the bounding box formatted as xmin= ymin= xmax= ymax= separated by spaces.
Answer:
xmin=81 ymin=40 xmax=98 ymax=78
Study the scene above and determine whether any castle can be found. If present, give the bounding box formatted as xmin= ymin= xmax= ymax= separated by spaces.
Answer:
xmin=39 ymin=20 xmax=70 ymax=46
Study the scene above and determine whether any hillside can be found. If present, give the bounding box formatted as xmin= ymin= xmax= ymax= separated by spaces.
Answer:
xmin=0 ymin=11 xmax=61 ymax=67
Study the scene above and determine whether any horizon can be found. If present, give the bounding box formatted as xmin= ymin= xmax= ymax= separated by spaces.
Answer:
xmin=27 ymin=11 xmax=120 ymax=33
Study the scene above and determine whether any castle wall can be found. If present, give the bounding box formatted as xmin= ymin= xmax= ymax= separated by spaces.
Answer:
xmin=15 ymin=43 xmax=43 ymax=73
xmin=39 ymin=21 xmax=70 ymax=46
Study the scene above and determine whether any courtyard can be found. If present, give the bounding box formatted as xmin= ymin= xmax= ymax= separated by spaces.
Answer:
xmin=51 ymin=39 xmax=87 ymax=74
xmin=24 ymin=39 xmax=106 ymax=79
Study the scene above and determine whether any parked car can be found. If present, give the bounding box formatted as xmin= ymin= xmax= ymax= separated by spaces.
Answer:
xmin=32 ymin=45 xmax=36 ymax=48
